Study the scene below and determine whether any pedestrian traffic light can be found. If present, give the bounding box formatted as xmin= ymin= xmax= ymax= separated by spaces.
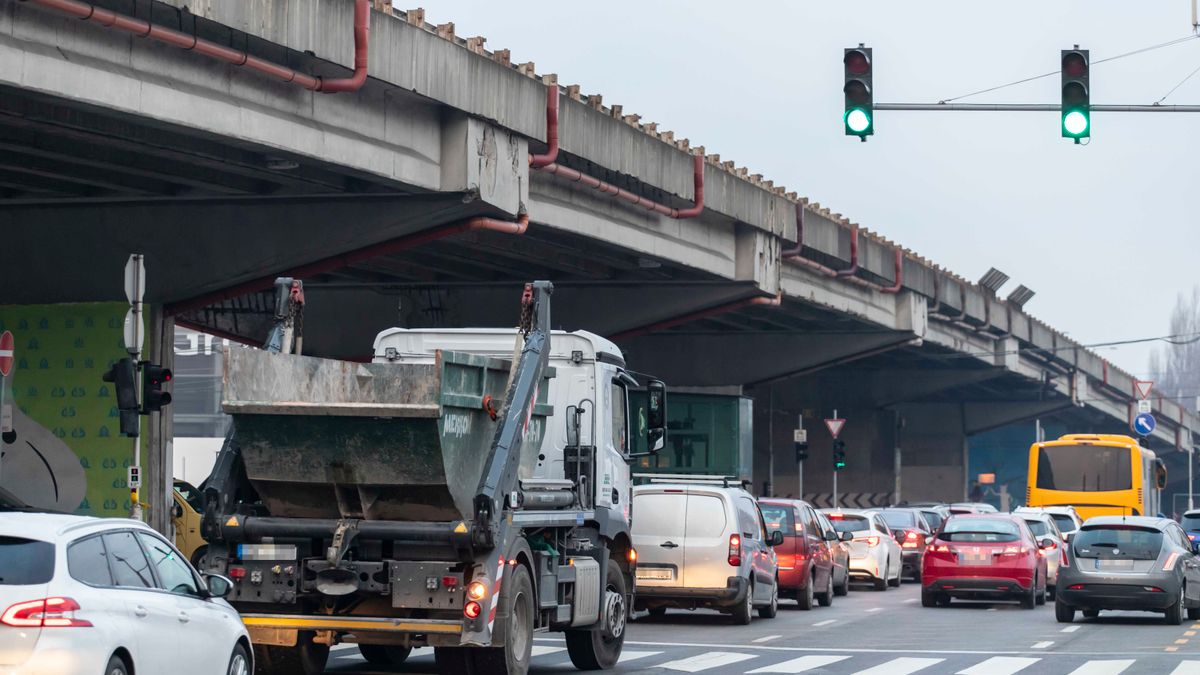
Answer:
xmin=141 ymin=362 xmax=172 ymax=413
xmin=832 ymin=439 xmax=847 ymax=471
xmin=102 ymin=357 xmax=139 ymax=437
xmin=844 ymin=46 xmax=874 ymax=139
xmin=1061 ymin=48 xmax=1090 ymax=141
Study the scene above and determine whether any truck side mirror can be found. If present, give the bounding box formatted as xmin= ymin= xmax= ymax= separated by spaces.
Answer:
xmin=645 ymin=380 xmax=666 ymax=454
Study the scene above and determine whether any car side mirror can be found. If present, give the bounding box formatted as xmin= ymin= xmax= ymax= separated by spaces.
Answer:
xmin=769 ymin=530 xmax=785 ymax=546
xmin=824 ymin=530 xmax=839 ymax=542
xmin=203 ymin=573 xmax=234 ymax=599
xmin=1065 ymin=532 xmax=1075 ymax=544
xmin=1192 ymin=541 xmax=1200 ymax=555
xmin=840 ymin=532 xmax=854 ymax=542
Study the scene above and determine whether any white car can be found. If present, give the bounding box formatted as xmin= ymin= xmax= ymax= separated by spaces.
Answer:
xmin=1015 ymin=506 xmax=1083 ymax=542
xmin=820 ymin=509 xmax=902 ymax=591
xmin=1013 ymin=511 xmax=1065 ymax=597
xmin=0 ymin=512 xmax=249 ymax=675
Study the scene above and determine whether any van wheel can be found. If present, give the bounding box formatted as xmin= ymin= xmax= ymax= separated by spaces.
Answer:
xmin=816 ymin=573 xmax=834 ymax=607
xmin=105 ymin=654 xmax=130 ymax=675
xmin=732 ymin=580 xmax=754 ymax=625
xmin=566 ymin=561 xmax=626 ymax=670
xmin=758 ymin=580 xmax=778 ymax=619
xmin=253 ymin=632 xmax=329 ymax=675
xmin=359 ymin=644 xmax=412 ymax=665
xmin=833 ymin=568 xmax=849 ymax=597
xmin=475 ymin=564 xmax=536 ymax=675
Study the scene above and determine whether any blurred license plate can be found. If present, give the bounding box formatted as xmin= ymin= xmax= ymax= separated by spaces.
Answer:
xmin=637 ymin=568 xmax=674 ymax=580
xmin=958 ymin=549 xmax=991 ymax=566
xmin=1096 ymin=559 xmax=1134 ymax=571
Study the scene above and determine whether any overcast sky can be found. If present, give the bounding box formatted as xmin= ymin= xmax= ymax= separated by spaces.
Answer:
xmin=420 ymin=0 xmax=1198 ymax=378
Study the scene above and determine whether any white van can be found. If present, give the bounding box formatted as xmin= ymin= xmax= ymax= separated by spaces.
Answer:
xmin=631 ymin=479 xmax=780 ymax=625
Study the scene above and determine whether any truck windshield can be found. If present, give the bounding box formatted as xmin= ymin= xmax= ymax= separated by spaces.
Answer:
xmin=1037 ymin=444 xmax=1132 ymax=492
xmin=1073 ymin=526 xmax=1162 ymax=560
xmin=0 ymin=536 xmax=55 ymax=585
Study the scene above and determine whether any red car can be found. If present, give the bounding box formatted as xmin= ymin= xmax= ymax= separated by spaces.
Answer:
xmin=921 ymin=514 xmax=1049 ymax=609
xmin=758 ymin=499 xmax=843 ymax=609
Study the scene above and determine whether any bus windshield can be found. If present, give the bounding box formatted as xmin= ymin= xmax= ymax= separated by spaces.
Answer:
xmin=1036 ymin=444 xmax=1132 ymax=492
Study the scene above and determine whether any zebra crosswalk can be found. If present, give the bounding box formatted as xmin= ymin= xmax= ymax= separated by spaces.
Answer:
xmin=328 ymin=643 xmax=1200 ymax=674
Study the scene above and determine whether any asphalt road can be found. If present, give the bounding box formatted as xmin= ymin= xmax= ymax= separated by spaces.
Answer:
xmin=325 ymin=581 xmax=1200 ymax=674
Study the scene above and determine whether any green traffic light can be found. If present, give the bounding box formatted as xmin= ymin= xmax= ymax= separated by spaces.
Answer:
xmin=1063 ymin=110 xmax=1089 ymax=137
xmin=845 ymin=108 xmax=872 ymax=134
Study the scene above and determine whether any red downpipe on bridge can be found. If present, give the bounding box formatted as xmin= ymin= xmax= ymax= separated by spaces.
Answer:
xmin=782 ymin=201 xmax=902 ymax=293
xmin=20 ymin=0 xmax=371 ymax=93
xmin=535 ymin=154 xmax=705 ymax=219
xmin=165 ymin=214 xmax=529 ymax=316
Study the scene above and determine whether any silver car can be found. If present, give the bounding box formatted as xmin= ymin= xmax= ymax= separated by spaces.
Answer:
xmin=820 ymin=509 xmax=902 ymax=591
xmin=1014 ymin=511 xmax=1066 ymax=597
xmin=632 ymin=482 xmax=781 ymax=624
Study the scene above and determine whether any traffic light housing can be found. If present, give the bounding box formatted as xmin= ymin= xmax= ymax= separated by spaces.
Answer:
xmin=795 ymin=441 xmax=809 ymax=463
xmin=844 ymin=46 xmax=874 ymax=139
xmin=102 ymin=358 xmax=139 ymax=437
xmin=141 ymin=362 xmax=172 ymax=413
xmin=1061 ymin=48 xmax=1090 ymax=140
xmin=832 ymin=439 xmax=847 ymax=471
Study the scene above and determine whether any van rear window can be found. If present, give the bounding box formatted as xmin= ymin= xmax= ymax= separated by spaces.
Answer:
xmin=0 ymin=536 xmax=55 ymax=585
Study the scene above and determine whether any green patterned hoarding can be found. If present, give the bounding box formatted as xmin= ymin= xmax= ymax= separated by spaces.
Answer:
xmin=0 ymin=303 xmax=145 ymax=515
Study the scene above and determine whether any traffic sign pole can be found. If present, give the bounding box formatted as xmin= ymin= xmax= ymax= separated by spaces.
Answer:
xmin=832 ymin=409 xmax=839 ymax=509
xmin=124 ymin=254 xmax=145 ymax=521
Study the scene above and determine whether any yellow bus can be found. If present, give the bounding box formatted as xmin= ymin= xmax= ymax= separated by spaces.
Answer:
xmin=1026 ymin=434 xmax=1167 ymax=520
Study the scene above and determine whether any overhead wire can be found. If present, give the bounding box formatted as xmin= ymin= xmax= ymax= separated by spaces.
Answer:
xmin=939 ymin=33 xmax=1200 ymax=103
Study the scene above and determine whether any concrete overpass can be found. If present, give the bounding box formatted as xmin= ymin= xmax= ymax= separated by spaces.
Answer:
xmin=1 ymin=0 xmax=1195 ymax=529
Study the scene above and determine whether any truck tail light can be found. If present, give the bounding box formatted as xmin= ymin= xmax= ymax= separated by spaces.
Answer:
xmin=228 ymin=566 xmax=247 ymax=580
xmin=728 ymin=534 xmax=742 ymax=567
xmin=1 ymin=597 xmax=92 ymax=628
xmin=466 ymin=580 xmax=489 ymax=601
xmin=464 ymin=601 xmax=482 ymax=619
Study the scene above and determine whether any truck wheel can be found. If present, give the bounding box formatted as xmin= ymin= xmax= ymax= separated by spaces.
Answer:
xmin=475 ymin=564 xmax=535 ymax=675
xmin=358 ymin=644 xmax=411 ymax=665
xmin=253 ymin=632 xmax=328 ymax=675
xmin=566 ymin=561 xmax=627 ymax=670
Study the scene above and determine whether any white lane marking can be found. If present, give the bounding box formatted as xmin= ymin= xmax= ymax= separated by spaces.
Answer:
xmin=1031 ymin=641 xmax=1053 ymax=649
xmin=1170 ymin=662 xmax=1200 ymax=675
xmin=748 ymin=655 xmax=851 ymax=673
xmin=1061 ymin=625 xmax=1081 ymax=633
xmin=813 ymin=619 xmax=837 ymax=626
xmin=530 ymin=645 xmax=565 ymax=657
xmin=754 ymin=635 xmax=783 ymax=643
xmin=608 ymin=637 xmax=1174 ymax=658
xmin=986 ymin=608 xmax=997 ymax=612
xmin=658 ymin=651 xmax=757 ymax=672
xmin=903 ymin=598 xmax=918 ymax=603
xmin=866 ymin=607 xmax=883 ymax=612
xmin=1065 ymin=660 xmax=1134 ymax=675
xmin=957 ymin=656 xmax=1041 ymax=675
xmin=619 ymin=650 xmax=662 ymax=663
xmin=851 ymin=657 xmax=945 ymax=675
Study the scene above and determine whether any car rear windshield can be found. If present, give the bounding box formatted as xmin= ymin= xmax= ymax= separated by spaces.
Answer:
xmin=1036 ymin=444 xmax=1132 ymax=492
xmin=0 ymin=536 xmax=55 ymax=585
xmin=1181 ymin=515 xmax=1200 ymax=532
xmin=940 ymin=519 xmax=1020 ymax=543
xmin=920 ymin=511 xmax=945 ymax=530
xmin=1022 ymin=519 xmax=1050 ymax=537
xmin=759 ymin=504 xmax=795 ymax=536
xmin=1050 ymin=514 xmax=1076 ymax=532
xmin=826 ymin=514 xmax=869 ymax=533
xmin=882 ymin=510 xmax=917 ymax=529
xmin=1073 ymin=526 xmax=1162 ymax=560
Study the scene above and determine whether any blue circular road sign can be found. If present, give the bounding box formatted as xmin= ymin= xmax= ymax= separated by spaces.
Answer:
xmin=1133 ymin=412 xmax=1156 ymax=436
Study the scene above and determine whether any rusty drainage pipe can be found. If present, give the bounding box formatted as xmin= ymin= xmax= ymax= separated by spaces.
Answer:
xmin=610 ymin=292 xmax=781 ymax=342
xmin=528 ymin=85 xmax=560 ymax=168
xmin=165 ymin=213 xmax=529 ymax=316
xmin=20 ymin=0 xmax=371 ymax=93
xmin=535 ymin=154 xmax=704 ymax=219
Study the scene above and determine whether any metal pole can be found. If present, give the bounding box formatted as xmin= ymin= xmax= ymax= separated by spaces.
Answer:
xmin=798 ymin=413 xmax=804 ymax=501
xmin=875 ymin=102 xmax=1200 ymax=112
xmin=1189 ymin=447 xmax=1194 ymax=511
xmin=832 ymin=408 xmax=839 ymax=509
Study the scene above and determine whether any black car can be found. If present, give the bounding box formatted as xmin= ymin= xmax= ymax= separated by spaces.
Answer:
xmin=880 ymin=508 xmax=933 ymax=581
xmin=1056 ymin=516 xmax=1200 ymax=625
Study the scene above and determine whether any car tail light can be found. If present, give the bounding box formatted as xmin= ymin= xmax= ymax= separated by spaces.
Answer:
xmin=1163 ymin=552 xmax=1180 ymax=571
xmin=1068 ymin=584 xmax=1085 ymax=590
xmin=1145 ymin=586 xmax=1165 ymax=592
xmin=1000 ymin=546 xmax=1029 ymax=556
xmin=1189 ymin=534 xmax=1197 ymax=542
xmin=1 ymin=598 xmax=92 ymax=628
xmin=864 ymin=536 xmax=880 ymax=548
xmin=728 ymin=534 xmax=742 ymax=567
xmin=902 ymin=531 xmax=921 ymax=549
xmin=1060 ymin=546 xmax=1070 ymax=568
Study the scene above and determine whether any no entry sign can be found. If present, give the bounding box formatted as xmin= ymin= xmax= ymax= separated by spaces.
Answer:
xmin=0 ymin=330 xmax=13 ymax=377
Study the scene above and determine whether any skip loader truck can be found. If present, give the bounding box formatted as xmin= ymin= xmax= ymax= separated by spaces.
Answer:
xmin=199 ymin=281 xmax=667 ymax=674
